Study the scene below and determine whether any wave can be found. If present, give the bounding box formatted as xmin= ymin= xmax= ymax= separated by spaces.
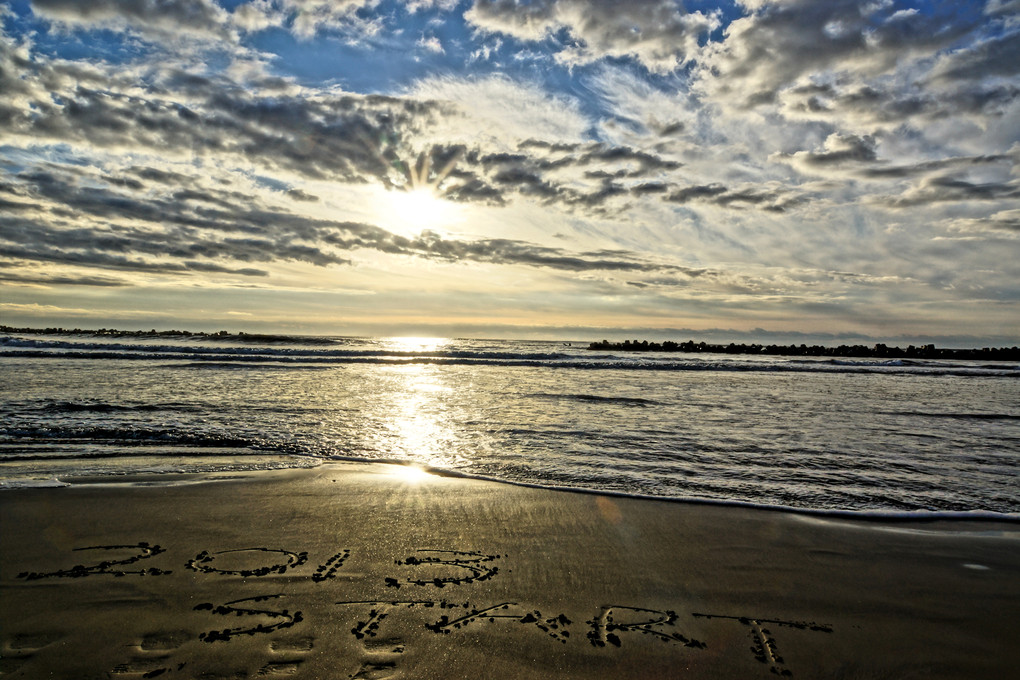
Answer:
xmin=306 ymin=459 xmax=1020 ymax=524
xmin=0 ymin=336 xmax=570 ymax=361
xmin=530 ymin=393 xmax=663 ymax=406
xmin=34 ymin=401 xmax=205 ymax=414
xmin=4 ymin=335 xmax=1019 ymax=376
xmin=4 ymin=347 xmax=1017 ymax=378
xmin=0 ymin=424 xmax=299 ymax=454
xmin=881 ymin=411 xmax=1020 ymax=421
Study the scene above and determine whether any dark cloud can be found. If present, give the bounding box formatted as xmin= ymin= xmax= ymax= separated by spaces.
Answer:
xmin=930 ymin=30 xmax=1020 ymax=82
xmin=0 ymin=39 xmax=450 ymax=190
xmin=0 ymin=39 xmax=718 ymax=222
xmin=704 ymin=0 xmax=989 ymax=108
xmin=862 ymin=154 xmax=1014 ymax=179
xmin=793 ymin=133 xmax=878 ymax=166
xmin=451 ymin=140 xmax=690 ymax=213
xmin=0 ymin=241 xmax=271 ymax=277
xmin=30 ymin=0 xmax=232 ymax=40
xmin=518 ymin=139 xmax=585 ymax=153
xmin=389 ymin=231 xmax=710 ymax=277
xmin=465 ymin=0 xmax=719 ymax=72
xmin=785 ymin=80 xmax=1020 ymax=124
xmin=883 ymin=176 xmax=1020 ymax=208
xmin=0 ymin=163 xmax=713 ymax=281
xmin=666 ymin=184 xmax=727 ymax=203
xmin=286 ymin=188 xmax=319 ymax=202
xmin=441 ymin=175 xmax=507 ymax=204
xmin=631 ymin=182 xmax=670 ymax=195
xmin=0 ymin=271 xmax=130 ymax=287
xmin=664 ymin=182 xmax=803 ymax=212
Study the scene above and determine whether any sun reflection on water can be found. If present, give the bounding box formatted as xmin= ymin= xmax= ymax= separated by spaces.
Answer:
xmin=387 ymin=336 xmax=449 ymax=353
xmin=381 ymin=361 xmax=462 ymax=471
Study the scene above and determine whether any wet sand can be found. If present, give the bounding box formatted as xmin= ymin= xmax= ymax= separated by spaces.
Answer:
xmin=1 ymin=463 xmax=1018 ymax=679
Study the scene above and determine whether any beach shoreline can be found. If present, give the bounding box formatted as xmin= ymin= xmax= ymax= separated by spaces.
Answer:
xmin=2 ymin=462 xmax=1018 ymax=679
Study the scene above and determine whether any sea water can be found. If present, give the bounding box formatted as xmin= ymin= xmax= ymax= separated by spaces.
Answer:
xmin=2 ymin=332 xmax=1018 ymax=517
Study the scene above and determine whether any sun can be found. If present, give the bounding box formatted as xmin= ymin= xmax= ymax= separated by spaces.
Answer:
xmin=382 ymin=186 xmax=461 ymax=235
xmin=370 ymin=146 xmax=465 ymax=237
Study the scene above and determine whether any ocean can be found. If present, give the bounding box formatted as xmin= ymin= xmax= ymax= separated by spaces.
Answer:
xmin=2 ymin=331 xmax=1018 ymax=518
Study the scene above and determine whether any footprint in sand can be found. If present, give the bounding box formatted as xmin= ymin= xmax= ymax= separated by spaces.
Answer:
xmin=350 ymin=659 xmax=399 ymax=679
xmin=1 ymin=633 xmax=64 ymax=675
xmin=256 ymin=660 xmax=304 ymax=676
xmin=256 ymin=635 xmax=316 ymax=676
xmin=350 ymin=635 xmax=406 ymax=679
xmin=5 ymin=632 xmax=64 ymax=652
xmin=110 ymin=630 xmax=194 ymax=677
xmin=140 ymin=631 xmax=195 ymax=652
xmin=362 ymin=637 xmax=406 ymax=655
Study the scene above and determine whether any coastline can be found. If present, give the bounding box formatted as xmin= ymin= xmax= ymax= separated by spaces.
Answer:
xmin=2 ymin=463 xmax=1018 ymax=679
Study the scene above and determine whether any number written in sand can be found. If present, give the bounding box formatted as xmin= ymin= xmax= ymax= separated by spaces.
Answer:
xmin=15 ymin=542 xmax=171 ymax=580
xmin=16 ymin=543 xmax=348 ymax=581
xmin=386 ymin=550 xmax=502 ymax=588
xmin=186 ymin=548 xmax=309 ymax=577
xmin=194 ymin=594 xmax=303 ymax=643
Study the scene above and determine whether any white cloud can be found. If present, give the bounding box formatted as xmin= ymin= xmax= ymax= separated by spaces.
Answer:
xmin=232 ymin=0 xmax=285 ymax=32
xmin=404 ymin=0 xmax=461 ymax=12
xmin=416 ymin=34 xmax=445 ymax=53
xmin=407 ymin=74 xmax=591 ymax=148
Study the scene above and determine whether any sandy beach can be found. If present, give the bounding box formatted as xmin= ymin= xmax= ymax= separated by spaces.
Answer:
xmin=1 ymin=462 xmax=1017 ymax=679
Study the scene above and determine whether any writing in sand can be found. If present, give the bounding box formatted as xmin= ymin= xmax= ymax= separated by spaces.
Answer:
xmin=9 ymin=540 xmax=834 ymax=678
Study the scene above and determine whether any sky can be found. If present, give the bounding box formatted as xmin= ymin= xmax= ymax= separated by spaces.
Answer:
xmin=1 ymin=0 xmax=1018 ymax=344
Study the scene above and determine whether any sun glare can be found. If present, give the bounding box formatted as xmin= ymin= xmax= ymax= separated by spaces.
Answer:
xmin=370 ymin=147 xmax=466 ymax=237
xmin=388 ymin=336 xmax=449 ymax=353
xmin=379 ymin=187 xmax=461 ymax=236
xmin=390 ymin=464 xmax=432 ymax=485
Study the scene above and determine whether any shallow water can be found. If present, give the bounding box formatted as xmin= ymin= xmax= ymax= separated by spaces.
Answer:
xmin=2 ymin=332 xmax=1018 ymax=516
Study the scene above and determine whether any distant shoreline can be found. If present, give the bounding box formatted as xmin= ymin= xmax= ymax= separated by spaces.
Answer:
xmin=3 ymin=326 xmax=1017 ymax=361
xmin=0 ymin=325 xmax=331 ymax=345
xmin=588 ymin=339 xmax=1020 ymax=361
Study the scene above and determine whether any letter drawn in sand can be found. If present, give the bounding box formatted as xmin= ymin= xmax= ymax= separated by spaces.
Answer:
xmin=388 ymin=550 xmax=501 ymax=587
xmin=426 ymin=602 xmax=571 ymax=642
xmin=16 ymin=542 xmax=171 ymax=580
xmin=692 ymin=612 xmax=833 ymax=677
xmin=186 ymin=548 xmax=308 ymax=577
xmin=194 ymin=594 xmax=303 ymax=643
xmin=334 ymin=601 xmax=453 ymax=640
xmin=586 ymin=606 xmax=706 ymax=649
xmin=311 ymin=550 xmax=351 ymax=582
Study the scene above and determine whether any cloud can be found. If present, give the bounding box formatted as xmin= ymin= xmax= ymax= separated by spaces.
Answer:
xmin=779 ymin=79 xmax=1020 ymax=128
xmin=0 ymin=37 xmax=460 ymax=190
xmin=929 ymin=29 xmax=1020 ymax=82
xmin=1 ymin=156 xmax=718 ymax=285
xmin=665 ymin=182 xmax=804 ymax=212
xmin=880 ymin=175 xmax=1020 ymax=208
xmin=31 ymin=0 xmax=235 ymax=40
xmin=464 ymin=0 xmax=720 ymax=73
xmin=777 ymin=132 xmax=878 ymax=168
xmin=3 ymin=0 xmax=1017 ymax=339
xmin=405 ymin=0 xmax=462 ymax=12
xmin=416 ymin=34 xmax=445 ymax=54
xmin=698 ymin=0 xmax=989 ymax=109
xmin=406 ymin=74 xmax=590 ymax=146
xmin=944 ymin=209 xmax=1020 ymax=237
xmin=232 ymin=0 xmax=285 ymax=32
xmin=0 ymin=271 xmax=131 ymax=287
